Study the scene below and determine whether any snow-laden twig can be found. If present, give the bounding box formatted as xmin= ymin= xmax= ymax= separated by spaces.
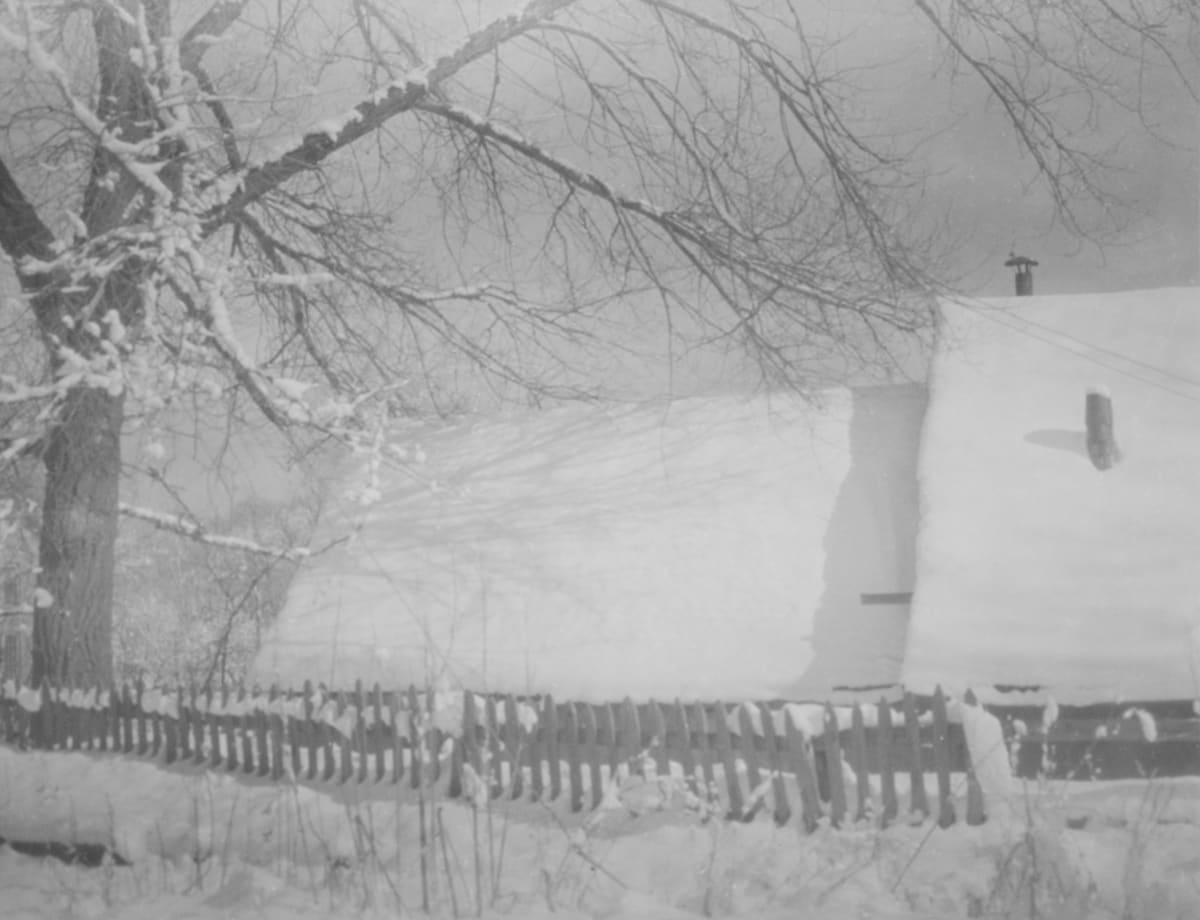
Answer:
xmin=118 ymin=503 xmax=310 ymax=560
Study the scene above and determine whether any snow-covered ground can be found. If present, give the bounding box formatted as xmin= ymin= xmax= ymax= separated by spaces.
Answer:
xmin=3 ymin=746 xmax=1200 ymax=919
xmin=254 ymin=387 xmax=925 ymax=703
xmin=905 ymin=287 xmax=1200 ymax=703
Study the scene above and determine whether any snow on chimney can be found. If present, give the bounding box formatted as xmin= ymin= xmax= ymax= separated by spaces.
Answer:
xmin=1085 ymin=386 xmax=1120 ymax=470
xmin=1005 ymin=253 xmax=1038 ymax=296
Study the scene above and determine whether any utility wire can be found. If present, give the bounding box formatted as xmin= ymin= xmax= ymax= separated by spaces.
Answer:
xmin=974 ymin=300 xmax=1200 ymax=390
xmin=951 ymin=299 xmax=1200 ymax=406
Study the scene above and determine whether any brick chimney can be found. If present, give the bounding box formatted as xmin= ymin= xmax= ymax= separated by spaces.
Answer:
xmin=1005 ymin=253 xmax=1038 ymax=296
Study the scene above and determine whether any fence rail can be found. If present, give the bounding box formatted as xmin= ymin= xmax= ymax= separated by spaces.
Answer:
xmin=0 ymin=678 xmax=990 ymax=830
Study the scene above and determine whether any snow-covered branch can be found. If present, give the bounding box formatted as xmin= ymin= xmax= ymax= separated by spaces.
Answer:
xmin=203 ymin=0 xmax=578 ymax=228
xmin=1 ymin=3 xmax=176 ymax=204
xmin=179 ymin=0 xmax=249 ymax=72
xmin=118 ymin=504 xmax=310 ymax=561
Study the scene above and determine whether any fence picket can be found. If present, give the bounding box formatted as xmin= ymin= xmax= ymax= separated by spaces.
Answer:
xmin=712 ymin=702 xmax=743 ymax=820
xmin=783 ymin=708 xmax=821 ymax=833
xmin=214 ymin=686 xmax=230 ymax=771
xmin=191 ymin=686 xmax=205 ymax=765
xmin=240 ymin=685 xmax=256 ymax=776
xmin=42 ymin=684 xmax=52 ymax=749
xmin=66 ymin=681 xmax=79 ymax=751
xmin=758 ymin=704 xmax=791 ymax=827
xmin=544 ymin=695 xmax=560 ymax=802
xmin=689 ymin=701 xmax=715 ymax=803
xmin=37 ymin=682 xmax=51 ymax=749
xmin=91 ymin=687 xmax=103 ymax=751
xmin=321 ymin=689 xmax=336 ymax=783
xmin=646 ymin=700 xmax=668 ymax=777
xmin=672 ymin=700 xmax=698 ymax=797
xmin=823 ymin=704 xmax=847 ymax=828
xmin=103 ymin=685 xmax=115 ymax=754
xmin=389 ymin=689 xmax=404 ymax=784
xmin=737 ymin=704 xmax=764 ymax=821
xmin=931 ymin=687 xmax=955 ymax=827
xmin=963 ymin=690 xmax=988 ymax=825
xmin=877 ymin=699 xmax=898 ymax=827
xmin=94 ymin=689 xmax=105 ymax=751
xmin=371 ymin=683 xmax=386 ymax=784
xmin=407 ymin=686 xmax=424 ymax=790
xmin=94 ymin=685 xmax=106 ymax=753
xmin=902 ymin=692 xmax=929 ymax=818
xmin=135 ymin=679 xmax=148 ymax=756
xmin=564 ymin=702 xmax=583 ymax=813
xmin=354 ymin=682 xmax=368 ymax=784
xmin=56 ymin=685 xmax=69 ymax=748
xmin=448 ymin=729 xmax=465 ymax=801
xmin=268 ymin=685 xmax=284 ymax=781
xmin=17 ymin=690 xmax=30 ymax=747
xmin=601 ymin=703 xmax=619 ymax=789
xmin=118 ymin=684 xmax=132 ymax=755
xmin=581 ymin=703 xmax=601 ymax=808
xmin=104 ymin=684 xmax=116 ymax=755
xmin=850 ymin=704 xmax=870 ymax=822
xmin=176 ymin=688 xmax=189 ymax=761
xmin=528 ymin=698 xmax=546 ymax=802
xmin=484 ymin=696 xmax=501 ymax=797
xmin=151 ymin=687 xmax=163 ymax=758
xmin=424 ymin=689 xmax=442 ymax=784
xmin=503 ymin=695 xmax=523 ymax=799
xmin=165 ymin=688 xmax=180 ymax=764
xmin=619 ymin=698 xmax=641 ymax=779
xmin=299 ymin=681 xmax=314 ymax=780
xmin=217 ymin=686 xmax=233 ymax=772
xmin=252 ymin=689 xmax=268 ymax=778
xmin=462 ymin=692 xmax=482 ymax=783
xmin=338 ymin=690 xmax=353 ymax=783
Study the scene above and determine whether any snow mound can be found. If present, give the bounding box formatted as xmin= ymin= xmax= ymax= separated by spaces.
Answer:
xmin=904 ymin=288 xmax=1200 ymax=703
xmin=255 ymin=387 xmax=924 ymax=701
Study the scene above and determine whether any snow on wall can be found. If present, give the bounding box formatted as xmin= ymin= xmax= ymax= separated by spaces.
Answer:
xmin=903 ymin=287 xmax=1200 ymax=704
xmin=254 ymin=387 xmax=924 ymax=702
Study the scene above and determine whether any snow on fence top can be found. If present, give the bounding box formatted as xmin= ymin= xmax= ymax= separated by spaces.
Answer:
xmin=254 ymin=387 xmax=925 ymax=702
xmin=903 ymin=287 xmax=1200 ymax=704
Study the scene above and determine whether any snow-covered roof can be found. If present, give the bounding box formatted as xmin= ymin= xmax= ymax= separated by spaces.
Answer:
xmin=903 ymin=287 xmax=1200 ymax=704
xmin=253 ymin=386 xmax=925 ymax=702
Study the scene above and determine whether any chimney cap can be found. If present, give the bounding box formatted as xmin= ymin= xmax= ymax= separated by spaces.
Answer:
xmin=1005 ymin=253 xmax=1039 ymax=269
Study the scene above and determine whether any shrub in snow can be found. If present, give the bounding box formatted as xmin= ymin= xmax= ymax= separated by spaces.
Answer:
xmin=962 ymin=699 xmax=1013 ymax=812
xmin=460 ymin=762 xmax=491 ymax=809
xmin=1124 ymin=707 xmax=1158 ymax=743
xmin=16 ymin=685 xmax=42 ymax=712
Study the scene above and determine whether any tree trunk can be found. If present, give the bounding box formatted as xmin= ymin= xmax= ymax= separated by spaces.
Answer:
xmin=11 ymin=3 xmax=161 ymax=689
xmin=32 ymin=385 xmax=124 ymax=687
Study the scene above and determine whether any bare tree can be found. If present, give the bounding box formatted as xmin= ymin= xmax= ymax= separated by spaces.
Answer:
xmin=0 ymin=0 xmax=1192 ymax=685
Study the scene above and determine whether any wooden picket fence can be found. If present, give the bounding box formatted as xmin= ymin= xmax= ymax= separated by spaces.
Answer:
xmin=0 ymin=679 xmax=988 ymax=830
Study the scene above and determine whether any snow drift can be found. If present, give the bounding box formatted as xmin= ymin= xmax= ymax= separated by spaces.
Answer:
xmin=904 ymin=287 xmax=1200 ymax=704
xmin=254 ymin=387 xmax=924 ymax=701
